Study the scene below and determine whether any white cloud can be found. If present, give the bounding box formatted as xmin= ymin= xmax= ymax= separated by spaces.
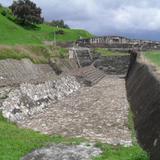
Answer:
xmin=0 ymin=0 xmax=12 ymax=6
xmin=110 ymin=6 xmax=160 ymax=31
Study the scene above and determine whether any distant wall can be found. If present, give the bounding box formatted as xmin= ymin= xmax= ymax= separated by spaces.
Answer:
xmin=94 ymin=55 xmax=130 ymax=75
xmin=126 ymin=53 xmax=160 ymax=160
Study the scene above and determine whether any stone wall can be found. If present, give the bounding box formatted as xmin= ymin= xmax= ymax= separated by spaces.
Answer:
xmin=93 ymin=55 xmax=130 ymax=75
xmin=49 ymin=58 xmax=79 ymax=74
xmin=0 ymin=59 xmax=57 ymax=87
xmin=0 ymin=75 xmax=80 ymax=123
xmin=126 ymin=52 xmax=160 ymax=160
xmin=0 ymin=58 xmax=83 ymax=124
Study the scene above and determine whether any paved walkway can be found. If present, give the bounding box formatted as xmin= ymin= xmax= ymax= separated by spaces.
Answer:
xmin=19 ymin=75 xmax=131 ymax=146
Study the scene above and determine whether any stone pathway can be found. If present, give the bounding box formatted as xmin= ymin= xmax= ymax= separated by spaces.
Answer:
xmin=19 ymin=75 xmax=132 ymax=146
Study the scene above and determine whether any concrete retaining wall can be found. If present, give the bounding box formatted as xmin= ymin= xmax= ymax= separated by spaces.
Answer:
xmin=126 ymin=53 xmax=160 ymax=160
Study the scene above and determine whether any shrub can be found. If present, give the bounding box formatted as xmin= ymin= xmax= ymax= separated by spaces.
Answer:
xmin=46 ymin=20 xmax=70 ymax=29
xmin=55 ymin=30 xmax=64 ymax=35
xmin=1 ymin=9 xmax=7 ymax=16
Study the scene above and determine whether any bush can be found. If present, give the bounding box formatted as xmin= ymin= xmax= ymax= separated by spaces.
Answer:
xmin=55 ymin=30 xmax=64 ymax=35
xmin=1 ymin=9 xmax=7 ymax=16
xmin=46 ymin=20 xmax=70 ymax=29
xmin=0 ymin=7 xmax=15 ymax=22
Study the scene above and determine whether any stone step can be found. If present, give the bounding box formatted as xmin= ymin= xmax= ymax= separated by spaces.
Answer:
xmin=83 ymin=73 xmax=105 ymax=86
xmin=85 ymin=71 xmax=105 ymax=80
xmin=74 ymin=49 xmax=93 ymax=67
xmin=70 ymin=65 xmax=105 ymax=86
xmin=92 ymin=75 xmax=105 ymax=84
xmin=85 ymin=72 xmax=105 ymax=83
xmin=83 ymin=69 xmax=99 ymax=77
xmin=90 ymin=75 xmax=105 ymax=86
xmin=82 ymin=65 xmax=101 ymax=73
xmin=84 ymin=67 xmax=101 ymax=75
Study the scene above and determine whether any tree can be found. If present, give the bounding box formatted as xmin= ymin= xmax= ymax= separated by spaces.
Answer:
xmin=10 ymin=0 xmax=43 ymax=26
xmin=47 ymin=20 xmax=70 ymax=29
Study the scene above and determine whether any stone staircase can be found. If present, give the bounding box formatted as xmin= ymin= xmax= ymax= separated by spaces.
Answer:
xmin=70 ymin=65 xmax=105 ymax=86
xmin=76 ymin=50 xmax=93 ymax=67
xmin=71 ymin=48 xmax=93 ymax=67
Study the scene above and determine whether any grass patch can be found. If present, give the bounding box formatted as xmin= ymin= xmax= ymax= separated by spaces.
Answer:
xmin=128 ymin=108 xmax=137 ymax=145
xmin=94 ymin=48 xmax=128 ymax=56
xmin=144 ymin=51 xmax=160 ymax=66
xmin=0 ymin=114 xmax=86 ymax=160
xmin=49 ymin=46 xmax=69 ymax=59
xmin=94 ymin=143 xmax=148 ymax=160
xmin=0 ymin=45 xmax=69 ymax=63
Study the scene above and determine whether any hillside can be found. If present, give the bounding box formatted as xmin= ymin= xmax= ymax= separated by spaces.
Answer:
xmin=0 ymin=14 xmax=92 ymax=45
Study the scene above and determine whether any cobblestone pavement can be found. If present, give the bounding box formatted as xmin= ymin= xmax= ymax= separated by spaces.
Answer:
xmin=19 ymin=75 xmax=132 ymax=146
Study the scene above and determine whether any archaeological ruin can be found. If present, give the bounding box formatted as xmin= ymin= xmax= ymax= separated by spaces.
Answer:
xmin=0 ymin=44 xmax=159 ymax=160
xmin=77 ymin=36 xmax=160 ymax=50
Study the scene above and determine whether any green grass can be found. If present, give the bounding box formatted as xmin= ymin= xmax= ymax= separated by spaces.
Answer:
xmin=94 ymin=143 xmax=148 ymax=160
xmin=0 ymin=14 xmax=92 ymax=45
xmin=145 ymin=51 xmax=160 ymax=66
xmin=94 ymin=48 xmax=128 ymax=56
xmin=128 ymin=108 xmax=137 ymax=145
xmin=0 ymin=115 xmax=86 ymax=160
xmin=0 ymin=45 xmax=69 ymax=63
xmin=0 ymin=112 xmax=149 ymax=160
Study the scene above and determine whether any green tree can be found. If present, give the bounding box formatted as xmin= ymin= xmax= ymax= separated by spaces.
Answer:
xmin=47 ymin=20 xmax=70 ymax=29
xmin=10 ymin=0 xmax=43 ymax=26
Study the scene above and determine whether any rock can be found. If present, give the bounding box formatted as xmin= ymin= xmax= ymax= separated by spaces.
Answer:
xmin=1 ymin=75 xmax=80 ymax=122
xmin=19 ymin=76 xmax=132 ymax=146
xmin=21 ymin=143 xmax=102 ymax=160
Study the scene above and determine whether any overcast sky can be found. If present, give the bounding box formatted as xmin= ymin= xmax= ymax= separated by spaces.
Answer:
xmin=1 ymin=0 xmax=160 ymax=40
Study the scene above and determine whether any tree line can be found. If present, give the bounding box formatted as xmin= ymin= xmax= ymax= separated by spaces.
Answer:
xmin=0 ymin=0 xmax=70 ymax=29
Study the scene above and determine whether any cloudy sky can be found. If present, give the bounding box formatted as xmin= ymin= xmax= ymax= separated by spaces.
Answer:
xmin=1 ymin=0 xmax=160 ymax=40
